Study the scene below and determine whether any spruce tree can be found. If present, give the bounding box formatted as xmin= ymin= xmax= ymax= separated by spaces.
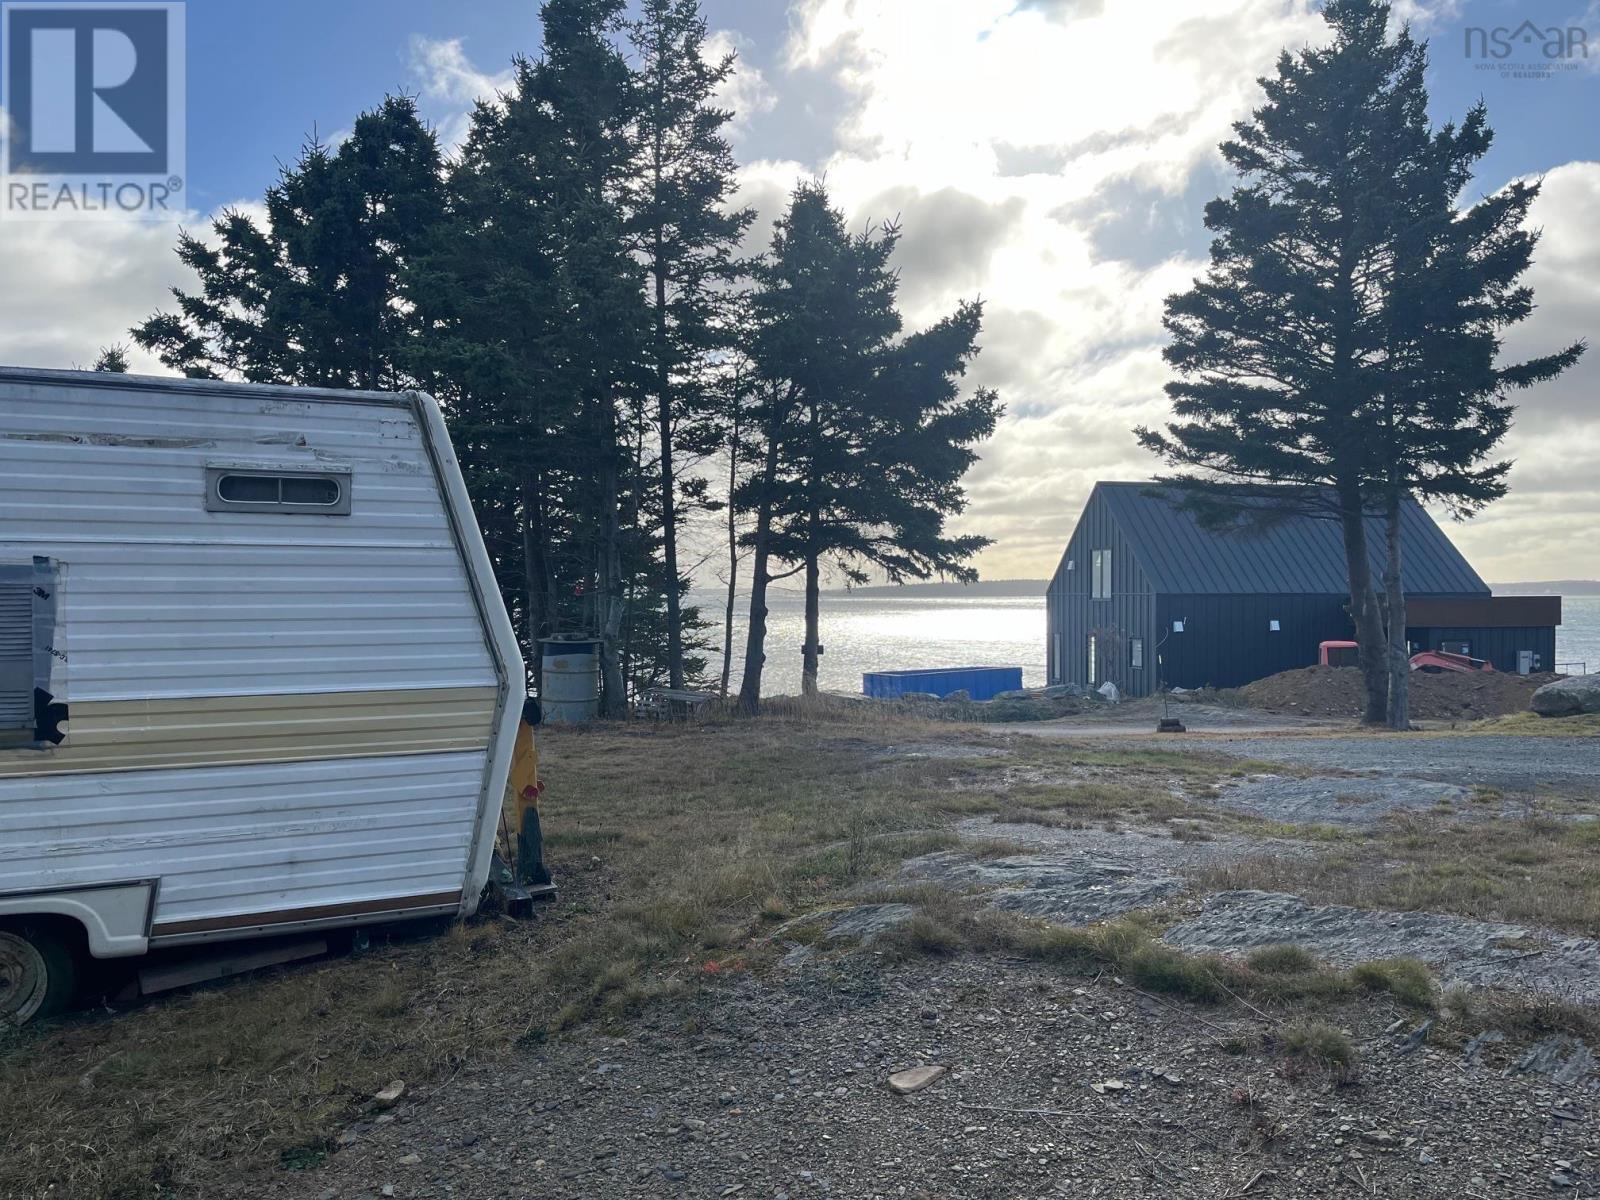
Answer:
xmin=627 ymin=0 xmax=754 ymax=689
xmin=1371 ymin=103 xmax=1582 ymax=725
xmin=133 ymin=96 xmax=444 ymax=389
xmin=1138 ymin=0 xmax=1581 ymax=726
xmin=92 ymin=345 xmax=130 ymax=372
xmin=737 ymin=183 xmax=998 ymax=708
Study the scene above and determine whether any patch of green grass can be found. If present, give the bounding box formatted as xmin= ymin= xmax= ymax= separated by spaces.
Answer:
xmin=1124 ymin=944 xmax=1228 ymax=1003
xmin=1463 ymin=711 xmax=1600 ymax=737
xmin=1351 ymin=957 xmax=1436 ymax=1010
xmin=1246 ymin=944 xmax=1318 ymax=975
xmin=883 ymin=914 xmax=967 ymax=958
xmin=1278 ymin=1020 xmax=1358 ymax=1080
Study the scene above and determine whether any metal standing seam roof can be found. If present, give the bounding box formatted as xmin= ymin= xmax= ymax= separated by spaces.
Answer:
xmin=1092 ymin=482 xmax=1491 ymax=597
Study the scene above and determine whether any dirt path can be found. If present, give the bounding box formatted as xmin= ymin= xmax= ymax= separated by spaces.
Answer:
xmin=232 ymin=956 xmax=1600 ymax=1200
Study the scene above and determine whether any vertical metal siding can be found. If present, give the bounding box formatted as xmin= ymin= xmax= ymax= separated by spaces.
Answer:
xmin=1155 ymin=593 xmax=1353 ymax=690
xmin=1046 ymin=487 xmax=1158 ymax=697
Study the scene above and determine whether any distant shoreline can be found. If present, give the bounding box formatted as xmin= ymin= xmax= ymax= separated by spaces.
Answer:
xmin=1493 ymin=581 xmax=1600 ymax=596
xmin=816 ymin=578 xmax=1600 ymax=598
xmin=827 ymin=579 xmax=1048 ymax=598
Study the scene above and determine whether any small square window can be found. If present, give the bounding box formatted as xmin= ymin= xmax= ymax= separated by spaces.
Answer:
xmin=1172 ymin=619 xmax=1185 ymax=633
xmin=1269 ymin=619 xmax=1281 ymax=632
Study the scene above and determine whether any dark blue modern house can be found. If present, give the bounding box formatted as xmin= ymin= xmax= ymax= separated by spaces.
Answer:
xmin=1045 ymin=482 xmax=1561 ymax=697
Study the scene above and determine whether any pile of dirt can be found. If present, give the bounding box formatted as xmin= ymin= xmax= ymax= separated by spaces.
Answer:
xmin=1231 ymin=664 xmax=1558 ymax=720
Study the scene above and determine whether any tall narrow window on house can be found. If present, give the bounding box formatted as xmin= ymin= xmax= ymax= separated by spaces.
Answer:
xmin=1087 ymin=634 xmax=1098 ymax=684
xmin=1130 ymin=638 xmax=1144 ymax=671
xmin=0 ymin=582 xmax=33 ymax=734
xmin=1091 ymin=549 xmax=1112 ymax=599
xmin=1050 ymin=634 xmax=1063 ymax=683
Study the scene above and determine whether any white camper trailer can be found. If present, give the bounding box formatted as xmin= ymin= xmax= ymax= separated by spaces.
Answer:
xmin=0 ymin=367 xmax=525 ymax=1023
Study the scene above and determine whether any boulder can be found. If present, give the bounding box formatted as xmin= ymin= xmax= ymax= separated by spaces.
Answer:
xmin=1532 ymin=674 xmax=1600 ymax=718
xmin=896 ymin=691 xmax=942 ymax=702
xmin=992 ymin=688 xmax=1034 ymax=701
xmin=942 ymin=688 xmax=972 ymax=702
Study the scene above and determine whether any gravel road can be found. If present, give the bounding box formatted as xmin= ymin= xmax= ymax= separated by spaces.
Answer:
xmin=231 ymin=955 xmax=1600 ymax=1200
xmin=1009 ymin=721 xmax=1600 ymax=795
xmin=1163 ymin=733 xmax=1600 ymax=795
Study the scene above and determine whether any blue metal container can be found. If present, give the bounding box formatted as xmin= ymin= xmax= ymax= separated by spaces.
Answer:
xmin=862 ymin=666 xmax=1023 ymax=701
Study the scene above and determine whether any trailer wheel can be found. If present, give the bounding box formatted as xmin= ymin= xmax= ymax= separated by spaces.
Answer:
xmin=0 ymin=921 xmax=79 ymax=1025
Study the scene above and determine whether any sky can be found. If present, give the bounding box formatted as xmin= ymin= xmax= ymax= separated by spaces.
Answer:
xmin=1 ymin=0 xmax=1596 ymax=584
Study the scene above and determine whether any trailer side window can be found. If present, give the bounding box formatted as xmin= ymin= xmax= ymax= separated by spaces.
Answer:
xmin=0 ymin=583 xmax=34 ymax=735
xmin=205 ymin=468 xmax=352 ymax=515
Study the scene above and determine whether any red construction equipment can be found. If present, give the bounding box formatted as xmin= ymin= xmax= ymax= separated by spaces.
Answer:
xmin=1318 ymin=640 xmax=1359 ymax=667
xmin=1408 ymin=649 xmax=1494 ymax=673
xmin=1318 ymin=640 xmax=1494 ymax=673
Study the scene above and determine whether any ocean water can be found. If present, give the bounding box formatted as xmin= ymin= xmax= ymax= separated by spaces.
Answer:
xmin=695 ymin=588 xmax=1600 ymax=696
xmin=1556 ymin=595 xmax=1600 ymax=675
xmin=697 ymin=587 xmax=1047 ymax=695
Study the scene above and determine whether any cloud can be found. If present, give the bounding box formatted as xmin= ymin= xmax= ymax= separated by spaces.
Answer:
xmin=769 ymin=0 xmax=1600 ymax=583
xmin=768 ymin=0 xmax=1334 ymax=578
xmin=407 ymin=36 xmax=516 ymax=153
xmin=1444 ymin=160 xmax=1600 ymax=581
xmin=705 ymin=30 xmax=778 ymax=139
xmin=0 ymin=214 xmax=193 ymax=374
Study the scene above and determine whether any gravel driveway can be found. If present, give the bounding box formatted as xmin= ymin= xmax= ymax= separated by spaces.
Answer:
xmin=232 ymin=956 xmax=1600 ymax=1200
xmin=1010 ymin=720 xmax=1600 ymax=795
xmin=1164 ymin=733 xmax=1600 ymax=795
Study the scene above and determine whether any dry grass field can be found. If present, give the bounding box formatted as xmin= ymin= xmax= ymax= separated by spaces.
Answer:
xmin=2 ymin=702 xmax=1596 ymax=1199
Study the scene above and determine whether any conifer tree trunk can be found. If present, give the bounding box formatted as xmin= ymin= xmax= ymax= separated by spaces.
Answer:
xmin=651 ymin=163 xmax=685 ymax=689
xmin=719 ymin=401 xmax=741 ymax=697
xmin=597 ymin=400 xmax=628 ymax=717
xmin=801 ymin=549 xmax=820 ymax=697
xmin=1383 ymin=481 xmax=1411 ymax=731
xmin=1336 ymin=479 xmax=1389 ymax=727
xmin=736 ymin=427 xmax=782 ymax=715
xmin=521 ymin=475 xmax=546 ymax=659
xmin=800 ymin=401 xmax=822 ymax=697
